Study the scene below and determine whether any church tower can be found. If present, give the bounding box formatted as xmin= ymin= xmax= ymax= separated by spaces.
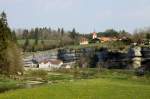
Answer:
xmin=92 ymin=31 xmax=97 ymax=39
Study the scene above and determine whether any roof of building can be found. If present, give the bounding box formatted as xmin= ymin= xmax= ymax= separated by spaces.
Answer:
xmin=39 ymin=59 xmax=63 ymax=65
xmin=49 ymin=60 xmax=63 ymax=65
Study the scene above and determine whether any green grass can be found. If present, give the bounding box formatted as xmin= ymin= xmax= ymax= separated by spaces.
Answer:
xmin=0 ymin=78 xmax=150 ymax=99
xmin=0 ymin=70 xmax=150 ymax=99
xmin=17 ymin=39 xmax=58 ymax=46
xmin=0 ymin=76 xmax=21 ymax=93
xmin=64 ymin=41 xmax=129 ymax=52
xmin=48 ymin=73 xmax=73 ymax=81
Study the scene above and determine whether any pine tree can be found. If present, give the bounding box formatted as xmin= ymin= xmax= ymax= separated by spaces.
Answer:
xmin=69 ymin=28 xmax=79 ymax=45
xmin=0 ymin=12 xmax=23 ymax=75
xmin=58 ymin=28 xmax=61 ymax=33
xmin=11 ymin=30 xmax=17 ymax=43
xmin=23 ymin=37 xmax=29 ymax=51
xmin=61 ymin=28 xmax=64 ymax=36
xmin=70 ymin=28 xmax=77 ymax=39
xmin=0 ymin=11 xmax=8 ymax=26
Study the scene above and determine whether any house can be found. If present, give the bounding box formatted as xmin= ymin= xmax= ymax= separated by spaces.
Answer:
xmin=91 ymin=31 xmax=118 ymax=43
xmin=80 ymin=37 xmax=89 ymax=45
xmin=38 ymin=59 xmax=63 ymax=69
xmin=49 ymin=60 xmax=63 ymax=69
xmin=38 ymin=60 xmax=50 ymax=68
xmin=62 ymin=62 xmax=76 ymax=69
xmin=98 ymin=37 xmax=117 ymax=43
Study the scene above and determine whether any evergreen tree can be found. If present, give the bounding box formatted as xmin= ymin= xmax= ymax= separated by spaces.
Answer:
xmin=70 ymin=28 xmax=77 ymax=39
xmin=23 ymin=37 xmax=29 ymax=51
xmin=0 ymin=12 xmax=23 ymax=75
xmin=22 ymin=29 xmax=29 ymax=39
xmin=58 ymin=28 xmax=61 ymax=33
xmin=34 ymin=28 xmax=39 ymax=45
xmin=146 ymin=33 xmax=150 ymax=40
xmin=61 ymin=28 xmax=64 ymax=36
xmin=11 ymin=30 xmax=17 ymax=43
xmin=0 ymin=11 xmax=8 ymax=26
xmin=69 ymin=28 xmax=79 ymax=44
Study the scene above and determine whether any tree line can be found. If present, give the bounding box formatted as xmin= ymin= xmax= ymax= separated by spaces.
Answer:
xmin=15 ymin=27 xmax=80 ymax=52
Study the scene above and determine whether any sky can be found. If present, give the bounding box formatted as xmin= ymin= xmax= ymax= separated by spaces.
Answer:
xmin=0 ymin=0 xmax=150 ymax=33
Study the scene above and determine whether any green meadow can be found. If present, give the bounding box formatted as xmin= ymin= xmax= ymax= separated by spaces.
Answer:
xmin=0 ymin=69 xmax=150 ymax=99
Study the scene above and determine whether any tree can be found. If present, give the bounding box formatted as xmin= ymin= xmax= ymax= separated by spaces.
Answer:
xmin=34 ymin=28 xmax=39 ymax=45
xmin=41 ymin=40 xmax=45 ymax=50
xmin=61 ymin=28 xmax=64 ymax=36
xmin=58 ymin=28 xmax=61 ymax=33
xmin=70 ymin=28 xmax=76 ymax=39
xmin=103 ymin=29 xmax=119 ymax=37
xmin=0 ymin=11 xmax=8 ymax=26
xmin=11 ymin=30 xmax=17 ymax=43
xmin=146 ymin=33 xmax=150 ymax=40
xmin=6 ymin=43 xmax=23 ymax=75
xmin=22 ymin=29 xmax=29 ymax=39
xmin=69 ymin=28 xmax=79 ymax=44
xmin=0 ymin=12 xmax=23 ymax=75
xmin=23 ymin=37 xmax=29 ymax=51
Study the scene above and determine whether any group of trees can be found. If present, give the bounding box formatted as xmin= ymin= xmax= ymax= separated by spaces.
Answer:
xmin=16 ymin=27 xmax=80 ymax=52
xmin=131 ymin=28 xmax=150 ymax=44
xmin=0 ymin=12 xmax=23 ymax=75
xmin=83 ymin=29 xmax=130 ymax=40
xmin=83 ymin=28 xmax=150 ymax=45
xmin=97 ymin=28 xmax=150 ymax=44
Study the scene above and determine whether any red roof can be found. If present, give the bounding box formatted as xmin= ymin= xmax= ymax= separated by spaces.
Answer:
xmin=40 ymin=59 xmax=63 ymax=65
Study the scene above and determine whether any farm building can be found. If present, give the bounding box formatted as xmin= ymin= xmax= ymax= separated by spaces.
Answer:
xmin=38 ymin=59 xmax=63 ymax=69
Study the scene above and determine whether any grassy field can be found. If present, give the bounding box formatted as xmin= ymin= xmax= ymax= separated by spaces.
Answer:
xmin=17 ymin=39 xmax=59 ymax=46
xmin=0 ymin=78 xmax=150 ymax=99
xmin=0 ymin=69 xmax=150 ymax=99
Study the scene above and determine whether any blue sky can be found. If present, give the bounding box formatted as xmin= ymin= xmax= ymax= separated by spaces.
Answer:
xmin=0 ymin=0 xmax=150 ymax=33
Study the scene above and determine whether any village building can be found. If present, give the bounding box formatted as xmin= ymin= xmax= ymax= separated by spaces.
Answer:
xmin=38 ymin=59 xmax=63 ymax=69
xmin=92 ymin=32 xmax=118 ymax=43
xmin=98 ymin=37 xmax=118 ymax=43
xmin=80 ymin=37 xmax=89 ymax=45
xmin=62 ymin=62 xmax=76 ymax=69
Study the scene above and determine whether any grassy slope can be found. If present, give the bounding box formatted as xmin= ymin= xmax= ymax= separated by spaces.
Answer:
xmin=18 ymin=39 xmax=58 ymax=45
xmin=0 ymin=78 xmax=150 ymax=99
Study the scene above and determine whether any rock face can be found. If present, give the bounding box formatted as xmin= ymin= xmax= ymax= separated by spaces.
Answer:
xmin=57 ymin=48 xmax=95 ymax=63
xmin=128 ymin=46 xmax=142 ymax=69
xmin=58 ymin=47 xmax=129 ymax=69
xmin=141 ymin=47 xmax=150 ymax=71
xmin=96 ymin=48 xmax=128 ymax=69
xmin=141 ymin=47 xmax=150 ymax=58
xmin=128 ymin=46 xmax=142 ymax=58
xmin=132 ymin=57 xmax=142 ymax=69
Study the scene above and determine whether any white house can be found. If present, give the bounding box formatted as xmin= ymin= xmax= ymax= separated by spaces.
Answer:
xmin=38 ymin=59 xmax=63 ymax=69
xmin=49 ymin=60 xmax=63 ymax=69
xmin=39 ymin=60 xmax=50 ymax=69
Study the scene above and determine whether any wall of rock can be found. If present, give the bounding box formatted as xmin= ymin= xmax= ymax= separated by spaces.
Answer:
xmin=26 ymin=46 xmax=150 ymax=70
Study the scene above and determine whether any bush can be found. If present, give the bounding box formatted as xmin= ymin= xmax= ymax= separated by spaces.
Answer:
xmin=27 ymin=70 xmax=48 ymax=80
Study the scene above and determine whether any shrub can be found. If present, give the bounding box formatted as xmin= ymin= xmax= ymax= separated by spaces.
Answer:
xmin=27 ymin=70 xmax=48 ymax=80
